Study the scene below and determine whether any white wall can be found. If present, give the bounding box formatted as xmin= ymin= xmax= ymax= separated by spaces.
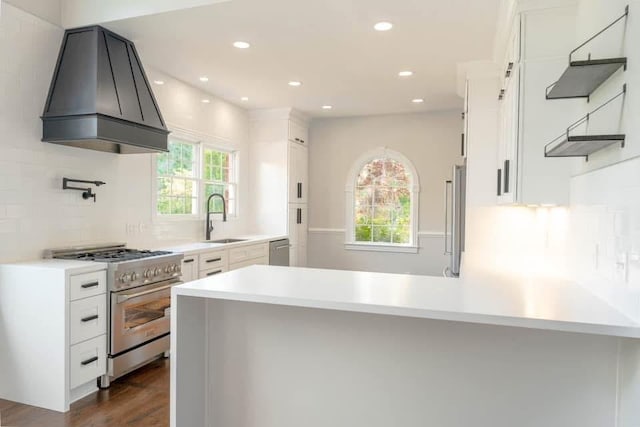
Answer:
xmin=0 ymin=4 xmax=250 ymax=262
xmin=307 ymin=112 xmax=462 ymax=275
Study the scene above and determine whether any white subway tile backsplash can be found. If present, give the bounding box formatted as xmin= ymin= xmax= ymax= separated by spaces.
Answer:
xmin=0 ymin=220 xmax=19 ymax=234
xmin=569 ymin=156 xmax=640 ymax=322
xmin=5 ymin=205 xmax=25 ymax=218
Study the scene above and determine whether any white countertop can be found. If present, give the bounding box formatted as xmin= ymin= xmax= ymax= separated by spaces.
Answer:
xmin=173 ymin=265 xmax=640 ymax=339
xmin=0 ymin=259 xmax=108 ymax=272
xmin=159 ymin=234 xmax=288 ymax=254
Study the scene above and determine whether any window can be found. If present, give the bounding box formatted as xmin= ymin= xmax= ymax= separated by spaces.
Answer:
xmin=156 ymin=137 xmax=237 ymax=218
xmin=202 ymin=147 xmax=236 ymax=215
xmin=345 ymin=148 xmax=419 ymax=253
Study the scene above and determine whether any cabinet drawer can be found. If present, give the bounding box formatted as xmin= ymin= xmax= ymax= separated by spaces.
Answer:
xmin=70 ymin=334 xmax=106 ymax=389
xmin=70 ymin=295 xmax=106 ymax=345
xmin=199 ymin=266 xmax=228 ymax=279
xmin=229 ymin=256 xmax=269 ymax=271
xmin=198 ymin=250 xmax=227 ymax=271
xmin=69 ymin=271 xmax=106 ymax=301
xmin=229 ymin=243 xmax=268 ymax=264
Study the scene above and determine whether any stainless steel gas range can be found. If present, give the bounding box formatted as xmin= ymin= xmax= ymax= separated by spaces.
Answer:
xmin=45 ymin=243 xmax=183 ymax=388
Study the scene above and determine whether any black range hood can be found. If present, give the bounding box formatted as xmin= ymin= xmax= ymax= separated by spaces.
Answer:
xmin=42 ymin=26 xmax=169 ymax=154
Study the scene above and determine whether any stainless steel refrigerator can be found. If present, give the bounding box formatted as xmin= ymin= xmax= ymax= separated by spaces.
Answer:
xmin=444 ymin=164 xmax=466 ymax=277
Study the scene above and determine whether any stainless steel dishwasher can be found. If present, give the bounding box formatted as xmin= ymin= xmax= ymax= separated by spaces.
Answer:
xmin=269 ymin=239 xmax=290 ymax=266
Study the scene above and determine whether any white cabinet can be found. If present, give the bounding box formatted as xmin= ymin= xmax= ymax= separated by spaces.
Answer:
xmin=288 ymin=141 xmax=308 ymax=204
xmin=495 ymin=5 xmax=579 ymax=206
xmin=229 ymin=243 xmax=268 ymax=265
xmin=250 ymin=108 xmax=309 ymax=266
xmin=497 ymin=27 xmax=520 ymax=204
xmin=198 ymin=248 xmax=228 ymax=278
xmin=199 ymin=266 xmax=228 ymax=279
xmin=175 ymin=242 xmax=272 ymax=277
xmin=289 ymin=120 xmax=309 ymax=145
xmin=180 ymin=254 xmax=198 ymax=282
xmin=0 ymin=262 xmax=108 ymax=412
xmin=69 ymin=270 xmax=106 ymax=300
xmin=69 ymin=335 xmax=107 ymax=389
xmin=288 ymin=204 xmax=308 ymax=267
xmin=70 ymin=294 xmax=107 ymax=345
xmin=228 ymin=242 xmax=269 ymax=271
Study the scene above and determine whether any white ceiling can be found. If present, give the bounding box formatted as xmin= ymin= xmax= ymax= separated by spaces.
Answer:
xmin=105 ymin=0 xmax=501 ymax=118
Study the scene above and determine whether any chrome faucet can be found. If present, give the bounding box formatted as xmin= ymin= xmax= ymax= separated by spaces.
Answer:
xmin=205 ymin=193 xmax=227 ymax=240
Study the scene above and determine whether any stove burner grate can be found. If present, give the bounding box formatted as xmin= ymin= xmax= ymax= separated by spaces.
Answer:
xmin=57 ymin=249 xmax=173 ymax=262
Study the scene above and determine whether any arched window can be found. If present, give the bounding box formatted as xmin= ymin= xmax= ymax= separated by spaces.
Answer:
xmin=345 ymin=148 xmax=419 ymax=252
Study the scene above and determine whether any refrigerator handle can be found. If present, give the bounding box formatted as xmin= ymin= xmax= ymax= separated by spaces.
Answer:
xmin=444 ymin=180 xmax=453 ymax=255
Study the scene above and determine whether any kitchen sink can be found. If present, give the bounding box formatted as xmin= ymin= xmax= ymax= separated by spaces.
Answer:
xmin=205 ymin=238 xmax=248 ymax=244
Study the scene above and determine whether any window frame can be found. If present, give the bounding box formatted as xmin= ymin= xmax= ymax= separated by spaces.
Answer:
xmin=152 ymin=131 xmax=239 ymax=222
xmin=344 ymin=147 xmax=420 ymax=253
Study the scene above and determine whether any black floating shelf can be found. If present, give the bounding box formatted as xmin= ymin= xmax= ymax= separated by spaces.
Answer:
xmin=545 ymin=134 xmax=625 ymax=158
xmin=544 ymin=85 xmax=626 ymax=160
xmin=545 ymin=6 xmax=629 ymax=100
xmin=546 ymin=58 xmax=627 ymax=99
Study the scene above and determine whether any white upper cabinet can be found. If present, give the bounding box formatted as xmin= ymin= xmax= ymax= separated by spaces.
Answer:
xmin=289 ymin=120 xmax=309 ymax=145
xmin=496 ymin=4 xmax=581 ymax=206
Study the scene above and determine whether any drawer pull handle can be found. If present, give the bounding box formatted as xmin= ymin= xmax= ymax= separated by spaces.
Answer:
xmin=81 ymin=314 xmax=99 ymax=323
xmin=81 ymin=356 xmax=99 ymax=366
xmin=183 ymin=258 xmax=195 ymax=263
xmin=206 ymin=270 xmax=222 ymax=276
xmin=206 ymin=257 xmax=222 ymax=263
xmin=81 ymin=281 xmax=100 ymax=289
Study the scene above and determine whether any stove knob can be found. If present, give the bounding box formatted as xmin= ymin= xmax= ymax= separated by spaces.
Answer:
xmin=144 ymin=269 xmax=154 ymax=279
xmin=131 ymin=272 xmax=139 ymax=281
xmin=174 ymin=264 xmax=180 ymax=273
xmin=169 ymin=264 xmax=177 ymax=273
xmin=154 ymin=267 xmax=162 ymax=276
xmin=164 ymin=265 xmax=172 ymax=274
xmin=120 ymin=273 xmax=131 ymax=283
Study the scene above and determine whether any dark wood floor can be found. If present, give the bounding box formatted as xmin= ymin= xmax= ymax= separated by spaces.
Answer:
xmin=0 ymin=358 xmax=169 ymax=427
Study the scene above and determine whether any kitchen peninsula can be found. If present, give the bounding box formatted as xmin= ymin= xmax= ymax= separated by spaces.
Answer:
xmin=171 ymin=265 xmax=640 ymax=427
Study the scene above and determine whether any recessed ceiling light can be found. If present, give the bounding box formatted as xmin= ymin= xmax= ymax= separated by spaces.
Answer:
xmin=322 ymin=105 xmax=333 ymax=110
xmin=412 ymin=98 xmax=424 ymax=104
xmin=233 ymin=41 xmax=251 ymax=49
xmin=240 ymin=97 xmax=249 ymax=102
xmin=374 ymin=21 xmax=393 ymax=31
xmin=201 ymin=99 xmax=210 ymax=104
xmin=199 ymin=76 xmax=209 ymax=82
xmin=288 ymin=81 xmax=302 ymax=87
xmin=153 ymin=80 xmax=165 ymax=85
xmin=398 ymin=71 xmax=413 ymax=77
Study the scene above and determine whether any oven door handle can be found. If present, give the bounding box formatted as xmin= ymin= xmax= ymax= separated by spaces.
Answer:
xmin=116 ymin=281 xmax=182 ymax=304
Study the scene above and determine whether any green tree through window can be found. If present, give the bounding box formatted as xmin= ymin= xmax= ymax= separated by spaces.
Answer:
xmin=354 ymin=158 xmax=411 ymax=244
xmin=157 ymin=140 xmax=197 ymax=215
xmin=156 ymin=138 xmax=236 ymax=216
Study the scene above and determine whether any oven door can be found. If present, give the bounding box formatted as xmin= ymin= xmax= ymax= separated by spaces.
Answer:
xmin=110 ymin=279 xmax=182 ymax=355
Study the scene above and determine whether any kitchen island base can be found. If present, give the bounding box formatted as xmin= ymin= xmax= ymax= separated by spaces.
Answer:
xmin=172 ymin=296 xmax=640 ymax=427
